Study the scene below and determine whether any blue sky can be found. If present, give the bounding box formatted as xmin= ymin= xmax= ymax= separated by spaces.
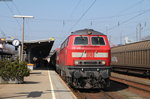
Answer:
xmin=0 ymin=0 xmax=150 ymax=49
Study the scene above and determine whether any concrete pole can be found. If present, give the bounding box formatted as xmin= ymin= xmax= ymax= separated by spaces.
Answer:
xmin=18 ymin=46 xmax=21 ymax=61
xmin=136 ymin=26 xmax=138 ymax=42
xmin=139 ymin=23 xmax=142 ymax=41
xmin=13 ymin=15 xmax=33 ymax=61
xmin=28 ymin=48 xmax=31 ymax=63
xmin=21 ymin=17 xmax=25 ymax=61
xmin=120 ymin=32 xmax=122 ymax=44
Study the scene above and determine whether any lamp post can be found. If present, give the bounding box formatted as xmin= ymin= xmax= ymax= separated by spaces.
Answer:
xmin=13 ymin=15 xmax=34 ymax=61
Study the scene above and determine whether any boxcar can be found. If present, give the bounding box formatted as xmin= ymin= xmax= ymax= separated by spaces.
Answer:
xmin=111 ymin=40 xmax=150 ymax=76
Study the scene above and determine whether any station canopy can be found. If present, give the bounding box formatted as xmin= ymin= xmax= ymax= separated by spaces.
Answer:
xmin=24 ymin=38 xmax=54 ymax=63
xmin=6 ymin=38 xmax=55 ymax=63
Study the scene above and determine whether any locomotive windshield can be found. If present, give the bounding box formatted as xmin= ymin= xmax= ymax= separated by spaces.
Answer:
xmin=74 ymin=36 xmax=88 ymax=45
xmin=92 ymin=37 xmax=105 ymax=45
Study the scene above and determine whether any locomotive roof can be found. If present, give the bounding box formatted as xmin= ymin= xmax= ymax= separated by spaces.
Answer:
xmin=71 ymin=29 xmax=105 ymax=35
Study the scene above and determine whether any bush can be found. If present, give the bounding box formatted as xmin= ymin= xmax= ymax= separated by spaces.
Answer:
xmin=0 ymin=59 xmax=30 ymax=81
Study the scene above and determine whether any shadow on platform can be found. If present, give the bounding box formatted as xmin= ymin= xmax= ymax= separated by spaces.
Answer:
xmin=27 ymin=91 xmax=43 ymax=98
xmin=30 ymin=72 xmax=42 ymax=75
xmin=24 ymin=81 xmax=40 ymax=84
xmin=33 ymin=65 xmax=55 ymax=71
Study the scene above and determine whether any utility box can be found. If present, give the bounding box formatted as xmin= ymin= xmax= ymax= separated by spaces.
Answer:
xmin=27 ymin=64 xmax=35 ymax=70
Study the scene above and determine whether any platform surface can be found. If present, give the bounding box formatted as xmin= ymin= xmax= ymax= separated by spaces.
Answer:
xmin=0 ymin=69 xmax=77 ymax=99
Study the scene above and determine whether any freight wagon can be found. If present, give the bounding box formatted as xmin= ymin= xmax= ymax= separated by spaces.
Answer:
xmin=111 ymin=40 xmax=150 ymax=76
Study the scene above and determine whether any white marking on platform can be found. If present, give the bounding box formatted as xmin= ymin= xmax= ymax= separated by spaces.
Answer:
xmin=48 ymin=70 xmax=56 ymax=99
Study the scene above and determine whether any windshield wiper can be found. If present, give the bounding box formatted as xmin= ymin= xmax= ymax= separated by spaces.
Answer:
xmin=80 ymin=50 xmax=86 ymax=57
xmin=80 ymin=35 xmax=85 ymax=40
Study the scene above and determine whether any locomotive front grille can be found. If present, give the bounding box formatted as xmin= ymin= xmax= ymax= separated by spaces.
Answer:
xmin=75 ymin=60 xmax=106 ymax=65
xmin=84 ymin=61 xmax=97 ymax=65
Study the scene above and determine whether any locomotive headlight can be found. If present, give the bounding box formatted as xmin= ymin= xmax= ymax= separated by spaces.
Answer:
xmin=81 ymin=68 xmax=84 ymax=71
xmin=75 ymin=61 xmax=79 ymax=65
xmin=101 ymin=61 xmax=106 ymax=65
xmin=97 ymin=68 xmax=99 ymax=71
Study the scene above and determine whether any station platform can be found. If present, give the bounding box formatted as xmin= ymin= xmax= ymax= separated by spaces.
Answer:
xmin=0 ymin=69 xmax=77 ymax=99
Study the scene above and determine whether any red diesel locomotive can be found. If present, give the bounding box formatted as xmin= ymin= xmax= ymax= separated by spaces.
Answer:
xmin=52 ymin=29 xmax=111 ymax=89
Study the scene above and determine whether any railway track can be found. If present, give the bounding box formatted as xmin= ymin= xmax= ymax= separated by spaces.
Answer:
xmin=70 ymin=73 xmax=150 ymax=99
xmin=57 ymin=69 xmax=150 ymax=99
xmin=56 ymin=70 xmax=124 ymax=99
xmin=100 ymin=91 xmax=117 ymax=99
xmin=70 ymin=80 xmax=126 ymax=99
xmin=110 ymin=72 xmax=150 ymax=98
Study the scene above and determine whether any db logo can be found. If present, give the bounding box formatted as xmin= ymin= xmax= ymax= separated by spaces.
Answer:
xmin=87 ymin=52 xmax=94 ymax=57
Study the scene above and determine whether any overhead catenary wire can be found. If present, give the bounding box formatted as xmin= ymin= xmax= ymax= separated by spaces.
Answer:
xmin=108 ymin=8 xmax=150 ymax=32
xmin=88 ymin=0 xmax=144 ymax=20
xmin=9 ymin=9 xmax=147 ymax=24
xmin=0 ymin=9 xmax=148 ymax=23
xmin=4 ymin=2 xmax=21 ymax=26
xmin=107 ymin=0 xmax=149 ymax=44
xmin=4 ymin=0 xmax=145 ymax=24
xmin=2 ymin=1 xmax=33 ymax=40
xmin=11 ymin=1 xmax=21 ymax=15
xmin=117 ymin=0 xmax=144 ymax=15
xmin=88 ymin=9 xmax=149 ymax=20
xmin=87 ymin=0 xmax=145 ymax=34
xmin=2 ymin=1 xmax=22 ymax=39
xmin=68 ymin=0 xmax=97 ymax=32
xmin=69 ymin=0 xmax=82 ymax=18
xmin=11 ymin=1 xmax=33 ymax=40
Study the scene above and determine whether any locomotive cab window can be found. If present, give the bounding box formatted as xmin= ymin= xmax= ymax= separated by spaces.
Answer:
xmin=91 ymin=37 xmax=105 ymax=45
xmin=74 ymin=36 xmax=88 ymax=45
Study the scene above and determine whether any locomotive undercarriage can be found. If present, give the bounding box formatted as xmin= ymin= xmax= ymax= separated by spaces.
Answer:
xmin=70 ymin=74 xmax=110 ymax=89
xmin=59 ymin=66 xmax=111 ymax=89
